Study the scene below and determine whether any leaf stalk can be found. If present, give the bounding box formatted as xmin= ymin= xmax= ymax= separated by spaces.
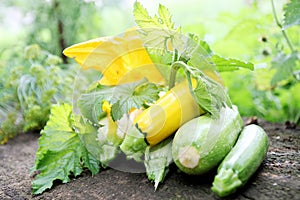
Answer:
xmin=270 ymin=0 xmax=295 ymax=52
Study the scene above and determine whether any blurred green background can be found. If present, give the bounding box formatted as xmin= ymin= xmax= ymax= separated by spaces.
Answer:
xmin=0 ymin=0 xmax=299 ymax=143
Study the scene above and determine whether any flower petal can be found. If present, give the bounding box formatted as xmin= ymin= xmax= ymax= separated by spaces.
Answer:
xmin=63 ymin=28 xmax=165 ymax=85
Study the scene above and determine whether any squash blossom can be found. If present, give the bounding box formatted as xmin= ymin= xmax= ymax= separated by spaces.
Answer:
xmin=102 ymin=100 xmax=111 ymax=115
xmin=63 ymin=28 xmax=164 ymax=85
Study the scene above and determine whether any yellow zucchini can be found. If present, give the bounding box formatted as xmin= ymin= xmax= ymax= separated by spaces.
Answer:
xmin=120 ymin=80 xmax=205 ymax=161
xmin=136 ymin=80 xmax=204 ymax=146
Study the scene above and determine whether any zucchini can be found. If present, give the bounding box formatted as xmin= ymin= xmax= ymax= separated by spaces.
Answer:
xmin=211 ymin=124 xmax=269 ymax=197
xmin=120 ymin=80 xmax=204 ymax=161
xmin=135 ymin=80 xmax=203 ymax=146
xmin=172 ymin=105 xmax=243 ymax=175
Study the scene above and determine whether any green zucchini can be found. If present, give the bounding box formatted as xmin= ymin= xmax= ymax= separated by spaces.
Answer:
xmin=172 ymin=105 xmax=243 ymax=175
xmin=211 ymin=124 xmax=269 ymax=197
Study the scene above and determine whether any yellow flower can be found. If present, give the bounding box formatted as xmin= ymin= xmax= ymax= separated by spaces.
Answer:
xmin=63 ymin=28 xmax=164 ymax=85
xmin=102 ymin=100 xmax=111 ymax=115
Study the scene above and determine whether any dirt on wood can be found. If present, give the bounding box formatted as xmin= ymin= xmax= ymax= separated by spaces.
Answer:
xmin=0 ymin=119 xmax=299 ymax=200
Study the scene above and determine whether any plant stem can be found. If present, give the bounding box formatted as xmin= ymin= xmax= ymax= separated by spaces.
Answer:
xmin=270 ymin=0 xmax=295 ymax=52
xmin=54 ymin=0 xmax=68 ymax=64
xmin=169 ymin=61 xmax=187 ymax=89
xmin=169 ymin=62 xmax=180 ymax=89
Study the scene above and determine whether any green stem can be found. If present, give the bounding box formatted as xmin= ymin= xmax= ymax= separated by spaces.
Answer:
xmin=271 ymin=0 xmax=295 ymax=52
xmin=168 ymin=61 xmax=189 ymax=89
xmin=169 ymin=62 xmax=180 ymax=89
xmin=168 ymin=62 xmax=196 ymax=105
xmin=281 ymin=31 xmax=294 ymax=52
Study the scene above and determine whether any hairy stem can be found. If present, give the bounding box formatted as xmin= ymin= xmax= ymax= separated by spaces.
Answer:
xmin=168 ymin=65 xmax=178 ymax=89
xmin=271 ymin=0 xmax=295 ymax=52
xmin=168 ymin=61 xmax=182 ymax=89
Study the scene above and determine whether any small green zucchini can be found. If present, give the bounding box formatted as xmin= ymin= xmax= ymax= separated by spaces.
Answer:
xmin=211 ymin=124 xmax=269 ymax=197
xmin=172 ymin=105 xmax=243 ymax=175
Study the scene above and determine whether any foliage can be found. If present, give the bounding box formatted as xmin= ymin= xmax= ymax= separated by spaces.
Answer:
xmin=210 ymin=0 xmax=300 ymax=125
xmin=283 ymin=0 xmax=300 ymax=29
xmin=2 ymin=0 xmax=299 ymax=125
xmin=0 ymin=0 xmax=298 ymax=195
xmin=2 ymin=0 xmax=129 ymax=62
xmin=31 ymin=104 xmax=100 ymax=194
xmin=3 ymin=0 xmax=103 ymax=60
xmin=254 ymin=0 xmax=299 ymax=124
xmin=78 ymin=79 xmax=162 ymax=122
xmin=133 ymin=2 xmax=253 ymax=117
xmin=31 ymin=1 xmax=253 ymax=194
xmin=0 ymin=0 xmax=108 ymax=143
xmin=0 ymin=44 xmax=76 ymax=144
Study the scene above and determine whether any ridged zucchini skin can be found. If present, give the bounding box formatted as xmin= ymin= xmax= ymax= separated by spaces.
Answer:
xmin=211 ymin=124 xmax=269 ymax=197
xmin=172 ymin=105 xmax=243 ymax=175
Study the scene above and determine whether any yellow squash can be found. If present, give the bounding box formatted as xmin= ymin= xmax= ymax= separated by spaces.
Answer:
xmin=135 ymin=80 xmax=205 ymax=146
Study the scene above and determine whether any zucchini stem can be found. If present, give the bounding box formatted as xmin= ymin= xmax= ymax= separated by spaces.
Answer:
xmin=178 ymin=146 xmax=200 ymax=169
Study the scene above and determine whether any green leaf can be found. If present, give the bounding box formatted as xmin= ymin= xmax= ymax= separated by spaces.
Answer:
xmin=134 ymin=81 xmax=162 ymax=105
xmin=271 ymin=52 xmax=299 ymax=86
xmin=111 ymin=80 xmax=161 ymax=121
xmin=184 ymin=34 xmax=213 ymax=58
xmin=211 ymin=55 xmax=254 ymax=72
xmin=134 ymin=2 xmax=175 ymax=35
xmin=73 ymin=115 xmax=102 ymax=163
xmin=78 ymin=79 xmax=161 ymax=122
xmin=31 ymin=104 xmax=100 ymax=194
xmin=97 ymin=116 xmax=125 ymax=164
xmin=283 ymin=0 xmax=300 ymax=29
xmin=157 ymin=4 xmax=174 ymax=29
xmin=111 ymin=79 xmax=161 ymax=120
xmin=186 ymin=66 xmax=232 ymax=118
xmin=184 ymin=34 xmax=214 ymax=70
xmin=185 ymin=34 xmax=253 ymax=72
xmin=133 ymin=1 xmax=181 ymax=54
xmin=144 ymin=137 xmax=173 ymax=190
xmin=77 ymin=86 xmax=113 ymax=123
xmin=74 ymin=114 xmax=124 ymax=167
